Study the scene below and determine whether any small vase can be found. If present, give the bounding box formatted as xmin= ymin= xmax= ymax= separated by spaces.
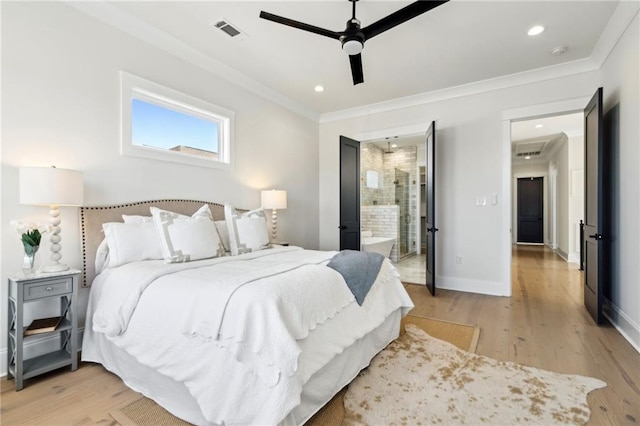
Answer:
xmin=22 ymin=244 xmax=39 ymax=274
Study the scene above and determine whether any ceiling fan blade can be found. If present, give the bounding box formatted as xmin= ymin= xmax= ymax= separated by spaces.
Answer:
xmin=362 ymin=0 xmax=448 ymax=40
xmin=349 ymin=53 xmax=364 ymax=85
xmin=259 ymin=11 xmax=342 ymax=40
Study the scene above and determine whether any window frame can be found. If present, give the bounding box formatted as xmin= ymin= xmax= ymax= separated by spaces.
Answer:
xmin=121 ymin=72 xmax=234 ymax=169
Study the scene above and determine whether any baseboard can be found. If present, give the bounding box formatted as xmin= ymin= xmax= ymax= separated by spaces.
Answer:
xmin=553 ymin=248 xmax=580 ymax=265
xmin=567 ymin=252 xmax=580 ymax=264
xmin=0 ymin=327 xmax=84 ymax=378
xmin=437 ymin=276 xmax=509 ymax=296
xmin=604 ymin=300 xmax=640 ymax=354
xmin=556 ymin=248 xmax=569 ymax=261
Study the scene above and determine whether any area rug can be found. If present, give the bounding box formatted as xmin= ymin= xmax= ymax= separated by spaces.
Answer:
xmin=110 ymin=396 xmax=190 ymax=426
xmin=111 ymin=316 xmax=477 ymax=426
xmin=343 ymin=324 xmax=607 ymax=425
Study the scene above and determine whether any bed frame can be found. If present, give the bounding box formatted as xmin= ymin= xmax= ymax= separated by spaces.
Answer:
xmin=80 ymin=199 xmax=231 ymax=287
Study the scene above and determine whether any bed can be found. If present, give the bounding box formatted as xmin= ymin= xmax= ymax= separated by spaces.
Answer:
xmin=80 ymin=199 xmax=413 ymax=425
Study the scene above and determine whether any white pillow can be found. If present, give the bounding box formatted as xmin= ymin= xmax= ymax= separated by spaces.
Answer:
xmin=224 ymin=204 xmax=270 ymax=256
xmin=102 ymin=222 xmax=163 ymax=268
xmin=151 ymin=205 xmax=225 ymax=263
xmin=215 ymin=220 xmax=231 ymax=252
xmin=122 ymin=214 xmax=153 ymax=223
xmin=94 ymin=238 xmax=110 ymax=275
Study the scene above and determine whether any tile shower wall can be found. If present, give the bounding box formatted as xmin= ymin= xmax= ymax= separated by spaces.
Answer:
xmin=361 ymin=144 xmax=385 ymax=206
xmin=361 ymin=205 xmax=400 ymax=262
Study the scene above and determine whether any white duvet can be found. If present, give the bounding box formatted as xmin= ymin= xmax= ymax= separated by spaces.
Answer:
xmin=84 ymin=246 xmax=413 ymax=425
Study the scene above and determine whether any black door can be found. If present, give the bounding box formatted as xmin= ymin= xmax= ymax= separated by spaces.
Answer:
xmin=517 ymin=177 xmax=544 ymax=243
xmin=583 ymin=87 xmax=606 ymax=324
xmin=425 ymin=122 xmax=437 ymax=296
xmin=339 ymin=136 xmax=360 ymax=250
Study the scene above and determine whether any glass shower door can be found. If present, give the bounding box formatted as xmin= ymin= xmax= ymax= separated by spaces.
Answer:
xmin=395 ymin=168 xmax=410 ymax=258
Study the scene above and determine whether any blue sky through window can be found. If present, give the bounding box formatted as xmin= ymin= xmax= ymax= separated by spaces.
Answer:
xmin=132 ymin=98 xmax=219 ymax=153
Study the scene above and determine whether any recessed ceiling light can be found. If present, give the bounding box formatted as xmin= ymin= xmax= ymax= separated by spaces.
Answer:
xmin=528 ymin=25 xmax=545 ymax=36
xmin=314 ymin=85 xmax=324 ymax=93
xmin=535 ymin=124 xmax=544 ymax=129
xmin=525 ymin=156 xmax=531 ymax=160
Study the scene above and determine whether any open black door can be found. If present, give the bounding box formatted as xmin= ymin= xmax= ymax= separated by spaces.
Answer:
xmin=339 ymin=136 xmax=360 ymax=250
xmin=425 ymin=122 xmax=438 ymax=296
xmin=583 ymin=87 xmax=606 ymax=324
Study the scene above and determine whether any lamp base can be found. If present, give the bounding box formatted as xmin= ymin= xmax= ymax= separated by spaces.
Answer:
xmin=39 ymin=263 xmax=70 ymax=273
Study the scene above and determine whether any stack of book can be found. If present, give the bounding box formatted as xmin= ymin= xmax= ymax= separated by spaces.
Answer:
xmin=24 ymin=316 xmax=63 ymax=336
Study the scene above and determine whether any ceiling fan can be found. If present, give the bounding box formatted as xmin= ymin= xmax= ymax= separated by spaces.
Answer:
xmin=259 ymin=0 xmax=449 ymax=85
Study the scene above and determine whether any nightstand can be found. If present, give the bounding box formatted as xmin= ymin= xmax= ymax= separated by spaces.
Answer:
xmin=7 ymin=269 xmax=80 ymax=390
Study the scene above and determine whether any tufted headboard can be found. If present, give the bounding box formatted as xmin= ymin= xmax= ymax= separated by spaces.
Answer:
xmin=80 ymin=199 xmax=229 ymax=287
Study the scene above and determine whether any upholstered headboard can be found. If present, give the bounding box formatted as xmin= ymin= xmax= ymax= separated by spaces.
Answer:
xmin=80 ymin=199 xmax=228 ymax=287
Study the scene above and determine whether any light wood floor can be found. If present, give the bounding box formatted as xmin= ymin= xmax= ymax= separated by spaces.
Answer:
xmin=2 ymin=245 xmax=639 ymax=425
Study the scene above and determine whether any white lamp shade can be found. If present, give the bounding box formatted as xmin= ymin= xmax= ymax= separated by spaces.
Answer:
xmin=261 ymin=190 xmax=287 ymax=210
xmin=19 ymin=167 xmax=84 ymax=206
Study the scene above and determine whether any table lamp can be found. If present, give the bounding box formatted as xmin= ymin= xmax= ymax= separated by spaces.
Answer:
xmin=261 ymin=189 xmax=287 ymax=242
xmin=19 ymin=166 xmax=84 ymax=272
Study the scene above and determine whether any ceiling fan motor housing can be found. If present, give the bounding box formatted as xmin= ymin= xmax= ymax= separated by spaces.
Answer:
xmin=341 ymin=18 xmax=365 ymax=55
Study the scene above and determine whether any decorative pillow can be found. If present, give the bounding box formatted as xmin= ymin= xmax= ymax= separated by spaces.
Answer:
xmin=214 ymin=220 xmax=231 ymax=252
xmin=122 ymin=214 xmax=153 ymax=224
xmin=150 ymin=205 xmax=225 ymax=263
xmin=224 ymin=204 xmax=270 ymax=256
xmin=102 ymin=222 xmax=163 ymax=268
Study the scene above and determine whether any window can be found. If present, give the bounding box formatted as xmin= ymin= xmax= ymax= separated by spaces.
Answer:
xmin=121 ymin=72 xmax=234 ymax=169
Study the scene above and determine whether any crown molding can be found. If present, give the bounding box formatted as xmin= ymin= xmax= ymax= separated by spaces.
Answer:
xmin=320 ymin=58 xmax=598 ymax=123
xmin=320 ymin=1 xmax=638 ymax=124
xmin=63 ymin=0 xmax=637 ymax=126
xmin=590 ymin=1 xmax=640 ymax=67
xmin=63 ymin=1 xmax=321 ymax=122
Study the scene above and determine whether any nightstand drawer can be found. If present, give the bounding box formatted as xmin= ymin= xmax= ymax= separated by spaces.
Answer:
xmin=23 ymin=278 xmax=72 ymax=300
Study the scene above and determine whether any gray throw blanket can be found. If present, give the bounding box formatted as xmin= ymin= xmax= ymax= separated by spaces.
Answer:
xmin=327 ymin=250 xmax=385 ymax=305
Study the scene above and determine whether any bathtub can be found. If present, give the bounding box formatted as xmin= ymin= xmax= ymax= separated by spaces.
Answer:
xmin=362 ymin=236 xmax=396 ymax=259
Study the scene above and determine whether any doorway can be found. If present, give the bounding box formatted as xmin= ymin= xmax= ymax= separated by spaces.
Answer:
xmin=359 ymin=133 xmax=426 ymax=284
xmin=510 ymin=112 xmax=584 ymax=261
xmin=505 ymin=98 xmax=589 ymax=299
xmin=517 ymin=177 xmax=544 ymax=244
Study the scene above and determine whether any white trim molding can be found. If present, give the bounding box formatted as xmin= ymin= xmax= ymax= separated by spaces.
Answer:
xmin=604 ymin=299 xmax=640 ymax=354
xmin=64 ymin=1 xmax=637 ymax=124
xmin=437 ymin=276 xmax=510 ymax=297
xmin=64 ymin=1 xmax=320 ymax=122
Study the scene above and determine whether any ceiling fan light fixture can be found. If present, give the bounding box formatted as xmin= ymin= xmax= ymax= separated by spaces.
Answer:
xmin=342 ymin=39 xmax=363 ymax=55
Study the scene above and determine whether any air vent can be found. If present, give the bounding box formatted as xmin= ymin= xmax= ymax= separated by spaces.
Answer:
xmin=514 ymin=141 xmax=546 ymax=158
xmin=516 ymin=151 xmax=541 ymax=157
xmin=213 ymin=19 xmax=247 ymax=40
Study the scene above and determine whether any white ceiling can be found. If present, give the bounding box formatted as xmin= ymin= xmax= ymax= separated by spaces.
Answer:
xmin=78 ymin=1 xmax=622 ymax=118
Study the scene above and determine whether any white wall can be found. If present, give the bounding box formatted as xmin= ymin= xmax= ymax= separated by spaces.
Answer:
xmin=567 ymin=135 xmax=585 ymax=263
xmin=599 ymin=12 xmax=640 ymax=351
xmin=320 ymin=72 xmax=600 ymax=296
xmin=1 ymin=2 xmax=319 ymax=374
xmin=550 ymin=136 xmax=570 ymax=258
